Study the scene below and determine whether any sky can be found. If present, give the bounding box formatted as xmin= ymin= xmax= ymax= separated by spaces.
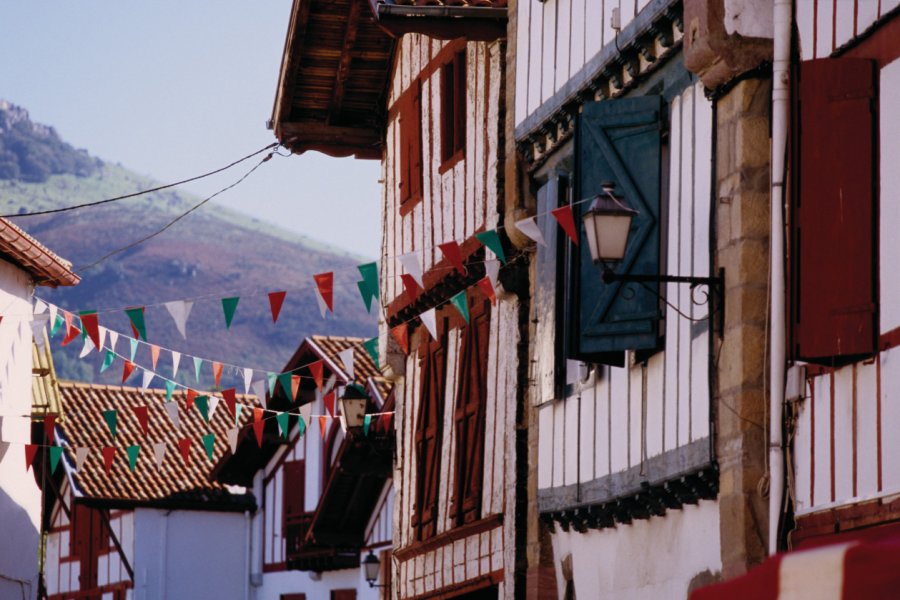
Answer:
xmin=0 ymin=0 xmax=382 ymax=258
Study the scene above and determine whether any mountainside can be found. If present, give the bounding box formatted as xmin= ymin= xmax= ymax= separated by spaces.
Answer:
xmin=0 ymin=101 xmax=376 ymax=386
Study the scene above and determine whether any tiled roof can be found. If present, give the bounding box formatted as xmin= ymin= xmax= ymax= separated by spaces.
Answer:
xmin=375 ymin=0 xmax=506 ymax=6
xmin=308 ymin=335 xmax=392 ymax=406
xmin=0 ymin=217 xmax=79 ymax=287
xmin=57 ymin=381 xmax=259 ymax=511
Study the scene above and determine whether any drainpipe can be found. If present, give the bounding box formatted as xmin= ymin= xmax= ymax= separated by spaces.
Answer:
xmin=770 ymin=0 xmax=792 ymax=556
xmin=244 ymin=510 xmax=251 ymax=600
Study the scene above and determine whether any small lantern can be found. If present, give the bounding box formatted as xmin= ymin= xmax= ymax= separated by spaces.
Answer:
xmin=581 ymin=181 xmax=637 ymax=263
xmin=339 ymin=383 xmax=369 ymax=431
xmin=363 ymin=551 xmax=381 ymax=587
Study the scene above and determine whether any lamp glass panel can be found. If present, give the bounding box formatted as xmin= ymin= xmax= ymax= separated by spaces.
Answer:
xmin=597 ymin=214 xmax=633 ymax=260
xmin=363 ymin=553 xmax=380 ymax=581
xmin=583 ymin=211 xmax=601 ymax=263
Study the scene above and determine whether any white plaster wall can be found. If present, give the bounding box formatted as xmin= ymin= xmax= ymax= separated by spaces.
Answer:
xmin=551 ymin=500 xmax=721 ymax=599
xmin=0 ymin=259 xmax=38 ymax=599
xmin=254 ymin=565 xmax=381 ymax=600
xmin=133 ymin=508 xmax=247 ymax=600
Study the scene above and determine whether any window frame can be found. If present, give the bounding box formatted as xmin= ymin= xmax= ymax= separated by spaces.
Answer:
xmin=439 ymin=48 xmax=467 ymax=173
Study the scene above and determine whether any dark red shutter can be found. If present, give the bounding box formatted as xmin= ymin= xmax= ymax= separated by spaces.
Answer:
xmin=411 ymin=81 xmax=423 ymax=200
xmin=72 ymin=504 xmax=107 ymax=592
xmin=331 ymin=591 xmax=357 ymax=600
xmin=454 ymin=50 xmax=466 ymax=156
xmin=413 ymin=336 xmax=446 ymax=540
xmin=792 ymin=58 xmax=877 ymax=364
xmin=283 ymin=460 xmax=305 ymax=532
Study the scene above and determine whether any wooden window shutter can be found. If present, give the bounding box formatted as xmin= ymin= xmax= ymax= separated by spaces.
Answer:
xmin=791 ymin=58 xmax=877 ymax=364
xmin=451 ymin=299 xmax=490 ymax=525
xmin=570 ymin=95 xmax=664 ymax=359
xmin=413 ymin=337 xmax=446 ymax=540
xmin=282 ymin=460 xmax=305 ymax=532
xmin=398 ymin=84 xmax=422 ymax=210
xmin=411 ymin=82 xmax=423 ymax=200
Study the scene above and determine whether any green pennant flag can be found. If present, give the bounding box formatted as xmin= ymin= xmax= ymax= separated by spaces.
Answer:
xmin=201 ymin=433 xmax=215 ymax=461
xmin=234 ymin=404 xmax=243 ymax=428
xmin=450 ymin=290 xmax=469 ymax=323
xmin=276 ymin=412 xmax=290 ymax=438
xmin=102 ymin=409 xmax=117 ymax=438
xmin=125 ymin=307 xmax=147 ymax=340
xmin=165 ymin=380 xmax=176 ymax=402
xmin=221 ymin=297 xmax=240 ymax=329
xmin=126 ymin=445 xmax=140 ymax=472
xmin=363 ymin=414 xmax=372 ymax=437
xmin=195 ymin=395 xmax=210 ymax=423
xmin=476 ymin=229 xmax=507 ymax=264
xmin=267 ymin=372 xmax=277 ymax=395
xmin=49 ymin=446 xmax=63 ymax=474
xmin=129 ymin=337 xmax=138 ymax=362
xmin=362 ymin=337 xmax=380 ymax=369
xmin=357 ymin=281 xmax=374 ymax=313
xmin=100 ymin=350 xmax=116 ymax=373
xmin=277 ymin=373 xmax=293 ymax=402
xmin=193 ymin=357 xmax=203 ymax=382
xmin=358 ymin=262 xmax=380 ymax=299
xmin=50 ymin=314 xmax=64 ymax=337
xmin=297 ymin=417 xmax=306 ymax=438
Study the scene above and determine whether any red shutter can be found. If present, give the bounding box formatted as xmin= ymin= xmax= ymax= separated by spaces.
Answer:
xmin=331 ymin=590 xmax=357 ymax=600
xmin=440 ymin=49 xmax=467 ymax=166
xmin=398 ymin=82 xmax=423 ymax=214
xmin=791 ymin=58 xmax=877 ymax=364
xmin=411 ymin=82 xmax=423 ymax=201
xmin=454 ymin=50 xmax=467 ymax=156
xmin=283 ymin=460 xmax=305 ymax=532
xmin=413 ymin=336 xmax=446 ymax=541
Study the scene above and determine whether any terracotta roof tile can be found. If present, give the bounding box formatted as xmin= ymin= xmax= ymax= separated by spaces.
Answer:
xmin=308 ymin=335 xmax=392 ymax=402
xmin=0 ymin=218 xmax=79 ymax=287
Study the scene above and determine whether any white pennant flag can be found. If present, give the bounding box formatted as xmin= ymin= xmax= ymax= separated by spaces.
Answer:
xmin=208 ymin=396 xmax=220 ymax=420
xmin=299 ymin=402 xmax=312 ymax=427
xmin=398 ymin=252 xmax=424 ymax=287
xmin=324 ymin=374 xmax=336 ymax=394
xmin=165 ymin=401 xmax=180 ymax=429
xmin=48 ymin=303 xmax=58 ymax=327
xmin=78 ymin=335 xmax=95 ymax=359
xmin=164 ymin=300 xmax=194 ymax=339
xmin=152 ymin=442 xmax=166 ymax=470
xmin=171 ymin=351 xmax=181 ymax=378
xmin=314 ymin=291 xmax=329 ymax=318
xmin=515 ymin=216 xmax=547 ymax=246
xmin=108 ymin=330 xmax=119 ymax=354
xmin=98 ymin=326 xmax=108 ymax=352
xmin=141 ymin=369 xmax=155 ymax=391
xmin=242 ymin=368 xmax=253 ymax=395
xmin=485 ymin=259 xmax=501 ymax=290
xmin=226 ymin=428 xmax=240 ymax=455
xmin=251 ymin=380 xmax=267 ymax=409
xmin=339 ymin=348 xmax=354 ymax=380
xmin=31 ymin=314 xmax=50 ymax=348
xmin=33 ymin=299 xmax=48 ymax=315
xmin=75 ymin=447 xmax=89 ymax=472
xmin=420 ymin=308 xmax=438 ymax=340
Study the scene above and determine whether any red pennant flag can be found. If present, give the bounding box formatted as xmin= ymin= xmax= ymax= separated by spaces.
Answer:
xmin=222 ymin=388 xmax=237 ymax=418
xmin=551 ymin=205 xmax=579 ymax=245
xmin=391 ymin=324 xmax=409 ymax=355
xmin=122 ymin=360 xmax=136 ymax=384
xmin=80 ymin=312 xmax=101 ymax=350
xmin=186 ymin=389 xmax=198 ymax=410
xmin=61 ymin=311 xmax=79 ymax=346
xmin=133 ymin=406 xmax=149 ymax=437
xmin=291 ymin=376 xmax=301 ymax=402
xmin=102 ymin=446 xmax=116 ymax=474
xmin=252 ymin=408 xmax=265 ymax=447
xmin=44 ymin=414 xmax=56 ymax=444
xmin=253 ymin=407 xmax=264 ymax=424
xmin=323 ymin=390 xmax=336 ymax=418
xmin=313 ymin=272 xmax=334 ymax=312
xmin=268 ymin=291 xmax=287 ymax=323
xmin=379 ymin=411 xmax=393 ymax=433
xmin=477 ymin=277 xmax=497 ymax=306
xmin=24 ymin=444 xmax=38 ymax=471
xmin=319 ymin=415 xmax=328 ymax=440
xmin=177 ymin=438 xmax=192 ymax=465
xmin=400 ymin=274 xmax=420 ymax=304
xmin=438 ymin=241 xmax=466 ymax=275
xmin=213 ymin=362 xmax=223 ymax=389
xmin=150 ymin=345 xmax=161 ymax=370
xmin=309 ymin=360 xmax=324 ymax=391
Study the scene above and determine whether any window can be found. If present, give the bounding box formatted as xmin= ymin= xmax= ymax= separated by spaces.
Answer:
xmin=790 ymin=58 xmax=877 ymax=365
xmin=398 ymin=82 xmax=423 ymax=214
xmin=331 ymin=590 xmax=356 ymax=600
xmin=412 ymin=334 xmax=447 ymax=541
xmin=71 ymin=504 xmax=110 ymax=591
xmin=281 ymin=595 xmax=306 ymax=600
xmin=440 ymin=49 xmax=467 ymax=168
xmin=282 ymin=460 xmax=305 ymax=535
xmin=451 ymin=298 xmax=490 ymax=525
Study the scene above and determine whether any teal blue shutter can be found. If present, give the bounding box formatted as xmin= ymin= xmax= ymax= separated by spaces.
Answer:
xmin=570 ymin=95 xmax=664 ymax=358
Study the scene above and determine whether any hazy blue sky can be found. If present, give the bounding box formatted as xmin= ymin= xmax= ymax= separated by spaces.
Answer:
xmin=0 ymin=0 xmax=382 ymax=257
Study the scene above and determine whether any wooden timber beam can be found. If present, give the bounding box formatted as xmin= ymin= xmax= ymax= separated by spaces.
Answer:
xmin=273 ymin=0 xmax=312 ymax=130
xmin=329 ymin=0 xmax=362 ymax=126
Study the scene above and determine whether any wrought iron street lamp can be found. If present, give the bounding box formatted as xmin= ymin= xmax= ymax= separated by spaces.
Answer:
xmin=339 ymin=383 xmax=369 ymax=433
xmin=363 ymin=551 xmax=386 ymax=588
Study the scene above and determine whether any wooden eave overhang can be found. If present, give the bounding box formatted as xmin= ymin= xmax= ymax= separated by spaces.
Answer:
xmin=369 ymin=1 xmax=508 ymax=41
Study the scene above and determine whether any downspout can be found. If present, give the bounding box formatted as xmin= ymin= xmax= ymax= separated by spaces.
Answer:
xmin=770 ymin=0 xmax=792 ymax=556
xmin=244 ymin=510 xmax=251 ymax=600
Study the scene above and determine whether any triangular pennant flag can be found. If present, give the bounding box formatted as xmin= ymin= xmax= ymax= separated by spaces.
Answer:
xmin=24 ymin=444 xmax=38 ymax=471
xmin=475 ymin=230 xmax=507 ymax=264
xmin=222 ymin=389 xmax=237 ymax=419
xmin=323 ymin=391 xmax=336 ymax=418
xmin=129 ymin=337 xmax=138 ymax=362
xmin=477 ymin=277 xmax=497 ymax=306
xmin=309 ymin=360 xmax=324 ymax=391
xmin=150 ymin=345 xmax=160 ymax=370
xmin=193 ymin=357 xmax=203 ymax=383
xmin=267 ymin=372 xmax=277 ymax=395
xmin=201 ymin=433 xmax=215 ymax=461
xmin=420 ymin=308 xmax=438 ymax=340
xmin=34 ymin=299 xmax=48 ymax=315
xmin=31 ymin=314 xmax=49 ymax=348
xmin=141 ymin=369 xmax=154 ymax=391
xmin=485 ymin=259 xmax=501 ymax=289
xmin=358 ymin=262 xmax=380 ymax=299
xmin=153 ymin=442 xmax=166 ymax=470
xmin=357 ymin=281 xmax=374 ymax=313
xmin=234 ymin=404 xmax=244 ymax=427
xmin=195 ymin=395 xmax=210 ymax=423
xmin=552 ymin=205 xmax=579 ymax=245
xmin=186 ymin=389 xmax=198 ymax=410
xmin=78 ymin=336 xmax=94 ymax=359
xmin=75 ymin=447 xmax=89 ymax=472
xmin=102 ymin=409 xmax=118 ymax=438
xmin=125 ymin=307 xmax=147 ymax=340
xmin=338 ymin=348 xmax=354 ymax=379
xmin=398 ymin=252 xmax=424 ymax=287
xmin=213 ymin=362 xmax=223 ymax=389
xmin=79 ymin=311 xmax=101 ymax=349
xmin=49 ymin=446 xmax=63 ymax=474
xmin=108 ymin=330 xmax=119 ymax=353
xmin=400 ymin=274 xmax=421 ymax=304
xmin=362 ymin=337 xmax=380 ymax=369
xmin=177 ymin=438 xmax=191 ymax=465
xmin=44 ymin=414 xmax=56 ymax=444
xmin=252 ymin=420 xmax=264 ymax=447
xmin=165 ymin=380 xmax=176 ymax=402
xmin=48 ymin=302 xmax=58 ymax=325
xmin=291 ymin=376 xmax=301 ymax=402
xmin=126 ymin=445 xmax=140 ymax=472
xmin=278 ymin=373 xmax=294 ymax=402
xmin=363 ymin=414 xmax=372 ymax=436
xmin=379 ymin=411 xmax=393 ymax=433
xmin=102 ymin=447 xmax=116 ymax=475
xmin=226 ymin=428 xmax=240 ymax=454
xmin=276 ymin=412 xmax=290 ymax=438
xmin=313 ymin=272 xmax=334 ymax=313
xmin=208 ymin=396 xmax=220 ymax=420
xmin=319 ymin=415 xmax=328 ymax=440
xmin=133 ymin=406 xmax=149 ymax=437
xmin=122 ymin=360 xmax=136 ymax=384
xmin=450 ymin=291 xmax=469 ymax=323
xmin=299 ymin=403 xmax=312 ymax=428
xmin=164 ymin=300 xmax=193 ymax=339
xmin=98 ymin=327 xmax=107 ymax=353
xmin=297 ymin=415 xmax=307 ymax=438
xmin=268 ymin=291 xmax=287 ymax=323
xmin=439 ymin=241 xmax=466 ymax=275
xmin=253 ymin=407 xmax=264 ymax=424
xmin=251 ymin=380 xmax=267 ymax=408
xmin=391 ymin=324 xmax=409 ymax=355
xmin=221 ymin=297 xmax=240 ymax=329
xmin=50 ymin=313 xmax=64 ymax=337
xmin=60 ymin=312 xmax=79 ymax=346
xmin=171 ymin=351 xmax=181 ymax=378
xmin=515 ymin=216 xmax=547 ymax=246
xmin=101 ymin=349 xmax=115 ymax=373
xmin=165 ymin=401 xmax=180 ymax=429
xmin=242 ymin=368 xmax=253 ymax=394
